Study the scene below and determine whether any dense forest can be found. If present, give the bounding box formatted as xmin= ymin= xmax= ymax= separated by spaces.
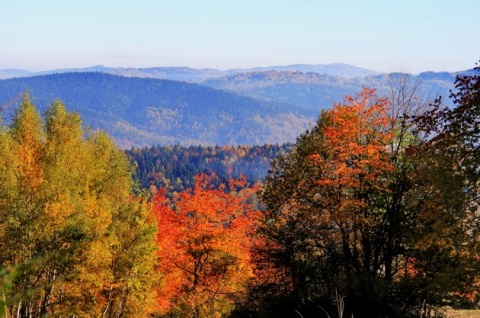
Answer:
xmin=125 ymin=143 xmax=292 ymax=193
xmin=0 ymin=62 xmax=479 ymax=318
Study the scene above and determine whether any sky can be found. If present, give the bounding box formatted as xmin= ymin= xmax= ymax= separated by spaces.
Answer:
xmin=0 ymin=0 xmax=479 ymax=73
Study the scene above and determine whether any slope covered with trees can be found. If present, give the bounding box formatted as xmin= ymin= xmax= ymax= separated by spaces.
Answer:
xmin=0 ymin=72 xmax=311 ymax=148
xmin=0 ymin=68 xmax=461 ymax=149
xmin=126 ymin=143 xmax=292 ymax=194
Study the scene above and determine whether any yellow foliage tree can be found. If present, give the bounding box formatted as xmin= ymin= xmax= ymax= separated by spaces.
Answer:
xmin=0 ymin=95 xmax=158 ymax=317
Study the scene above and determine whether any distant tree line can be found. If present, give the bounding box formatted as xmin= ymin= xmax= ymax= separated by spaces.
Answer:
xmin=125 ymin=143 xmax=292 ymax=194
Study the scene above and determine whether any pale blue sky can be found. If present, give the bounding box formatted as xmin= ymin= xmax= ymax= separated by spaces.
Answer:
xmin=0 ymin=0 xmax=478 ymax=72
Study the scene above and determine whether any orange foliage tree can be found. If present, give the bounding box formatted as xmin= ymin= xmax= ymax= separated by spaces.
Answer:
xmin=153 ymin=175 xmax=259 ymax=318
xmin=255 ymin=88 xmax=414 ymax=317
xmin=255 ymin=85 xmax=480 ymax=318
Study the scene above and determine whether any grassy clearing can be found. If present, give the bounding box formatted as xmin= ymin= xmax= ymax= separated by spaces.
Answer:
xmin=446 ymin=309 xmax=480 ymax=318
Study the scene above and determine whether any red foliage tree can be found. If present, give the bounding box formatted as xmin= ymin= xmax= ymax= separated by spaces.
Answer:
xmin=153 ymin=175 xmax=259 ymax=317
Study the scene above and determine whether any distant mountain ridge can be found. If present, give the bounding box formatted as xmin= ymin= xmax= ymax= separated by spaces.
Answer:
xmin=0 ymin=69 xmax=35 ymax=79
xmin=202 ymin=70 xmax=458 ymax=112
xmin=228 ymin=63 xmax=380 ymax=78
xmin=0 ymin=63 xmax=380 ymax=81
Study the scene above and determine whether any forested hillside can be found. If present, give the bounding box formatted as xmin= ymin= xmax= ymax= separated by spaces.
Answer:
xmin=0 ymin=67 xmax=463 ymax=149
xmin=126 ymin=143 xmax=292 ymax=193
xmin=0 ymin=72 xmax=311 ymax=148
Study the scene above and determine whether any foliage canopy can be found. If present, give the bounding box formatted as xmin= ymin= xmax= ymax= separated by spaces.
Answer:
xmin=253 ymin=83 xmax=480 ymax=318
xmin=0 ymin=95 xmax=158 ymax=317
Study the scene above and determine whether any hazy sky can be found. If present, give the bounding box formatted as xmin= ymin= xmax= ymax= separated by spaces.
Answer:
xmin=1 ymin=0 xmax=478 ymax=72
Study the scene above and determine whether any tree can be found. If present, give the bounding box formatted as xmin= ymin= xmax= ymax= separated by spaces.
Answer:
xmin=254 ymin=86 xmax=480 ymax=318
xmin=0 ymin=95 xmax=158 ymax=317
xmin=153 ymin=175 xmax=259 ymax=318
xmin=411 ymin=61 xmax=480 ymax=307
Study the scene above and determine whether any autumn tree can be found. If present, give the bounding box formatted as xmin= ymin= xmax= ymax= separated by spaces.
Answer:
xmin=0 ymin=95 xmax=158 ymax=317
xmin=410 ymin=61 xmax=480 ymax=307
xmin=253 ymin=86 xmax=480 ymax=318
xmin=153 ymin=175 xmax=259 ymax=318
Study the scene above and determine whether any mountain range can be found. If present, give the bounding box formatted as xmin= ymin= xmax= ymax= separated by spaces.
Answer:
xmin=0 ymin=64 xmax=463 ymax=148
xmin=202 ymin=70 xmax=457 ymax=113
xmin=0 ymin=63 xmax=379 ymax=81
